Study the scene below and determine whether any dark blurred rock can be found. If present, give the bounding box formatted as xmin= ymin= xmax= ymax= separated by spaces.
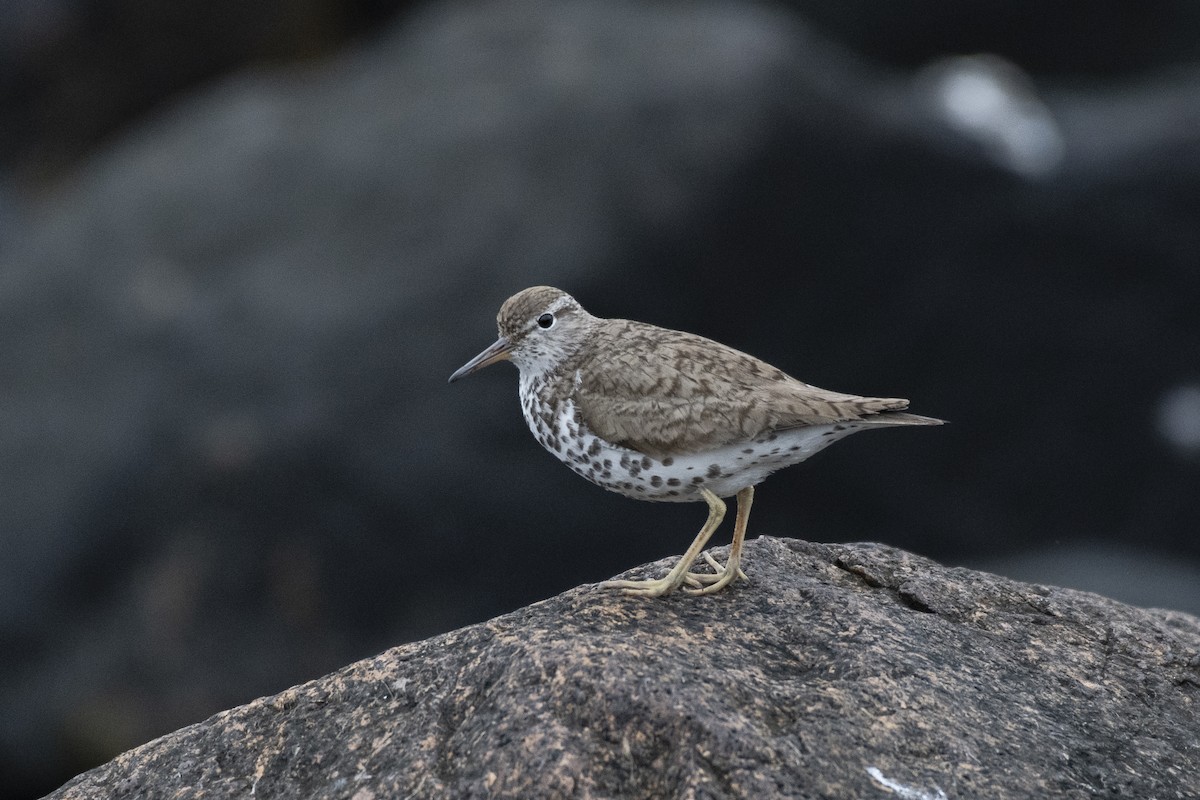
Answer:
xmin=0 ymin=0 xmax=410 ymax=185
xmin=0 ymin=0 xmax=831 ymax=793
xmin=4 ymin=0 xmax=1200 ymax=796
xmin=44 ymin=537 xmax=1200 ymax=799
xmin=789 ymin=0 xmax=1200 ymax=76
xmin=7 ymin=1 xmax=1200 ymax=189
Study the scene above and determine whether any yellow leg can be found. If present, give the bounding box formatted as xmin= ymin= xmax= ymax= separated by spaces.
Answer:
xmin=600 ymin=488 xmax=726 ymax=597
xmin=683 ymin=486 xmax=753 ymax=596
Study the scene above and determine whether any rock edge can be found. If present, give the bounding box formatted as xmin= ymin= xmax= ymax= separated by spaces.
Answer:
xmin=46 ymin=536 xmax=1200 ymax=799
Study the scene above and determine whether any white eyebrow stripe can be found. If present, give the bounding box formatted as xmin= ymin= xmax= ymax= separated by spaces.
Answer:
xmin=544 ymin=295 xmax=576 ymax=317
xmin=525 ymin=295 xmax=576 ymax=331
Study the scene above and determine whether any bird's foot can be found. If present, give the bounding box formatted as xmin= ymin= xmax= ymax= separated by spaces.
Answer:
xmin=600 ymin=555 xmax=747 ymax=597
xmin=681 ymin=552 xmax=748 ymax=587
xmin=680 ymin=552 xmax=746 ymax=595
xmin=599 ymin=574 xmax=685 ymax=598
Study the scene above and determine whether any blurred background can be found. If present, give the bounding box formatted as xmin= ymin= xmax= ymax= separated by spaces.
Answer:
xmin=2 ymin=0 xmax=1199 ymax=795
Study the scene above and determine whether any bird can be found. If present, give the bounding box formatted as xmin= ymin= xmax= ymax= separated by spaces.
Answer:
xmin=449 ymin=286 xmax=943 ymax=597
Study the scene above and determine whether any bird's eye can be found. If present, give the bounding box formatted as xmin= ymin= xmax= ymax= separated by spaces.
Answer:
xmin=537 ymin=313 xmax=555 ymax=329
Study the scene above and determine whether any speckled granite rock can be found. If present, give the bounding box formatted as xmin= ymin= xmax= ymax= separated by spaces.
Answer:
xmin=45 ymin=536 xmax=1200 ymax=799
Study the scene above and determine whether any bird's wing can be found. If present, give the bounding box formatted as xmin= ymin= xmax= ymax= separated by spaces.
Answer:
xmin=572 ymin=321 xmax=909 ymax=458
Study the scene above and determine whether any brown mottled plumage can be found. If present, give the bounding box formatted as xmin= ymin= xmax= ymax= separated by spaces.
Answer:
xmin=450 ymin=286 xmax=943 ymax=597
xmin=572 ymin=320 xmax=928 ymax=459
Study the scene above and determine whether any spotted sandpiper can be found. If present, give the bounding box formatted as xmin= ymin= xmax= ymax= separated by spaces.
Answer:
xmin=449 ymin=286 xmax=943 ymax=597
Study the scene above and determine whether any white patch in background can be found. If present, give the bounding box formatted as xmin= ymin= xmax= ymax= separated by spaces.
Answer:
xmin=922 ymin=54 xmax=1065 ymax=178
xmin=1157 ymin=384 xmax=1200 ymax=455
xmin=866 ymin=766 xmax=948 ymax=800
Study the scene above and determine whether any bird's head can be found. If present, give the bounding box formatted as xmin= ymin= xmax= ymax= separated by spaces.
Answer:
xmin=448 ymin=286 xmax=596 ymax=382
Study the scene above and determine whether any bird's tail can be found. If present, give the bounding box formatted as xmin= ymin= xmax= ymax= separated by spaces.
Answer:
xmin=870 ymin=410 xmax=946 ymax=426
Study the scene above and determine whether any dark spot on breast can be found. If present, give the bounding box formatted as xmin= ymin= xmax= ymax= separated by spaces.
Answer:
xmin=767 ymin=433 xmax=778 ymax=441
xmin=601 ymin=470 xmax=611 ymax=479
xmin=619 ymin=454 xmax=631 ymax=469
xmin=635 ymin=486 xmax=645 ymax=493
xmin=622 ymin=482 xmax=633 ymax=490
xmin=641 ymin=456 xmax=652 ymax=470
xmin=770 ymin=448 xmax=780 ymax=456
xmin=667 ymin=490 xmax=679 ymax=497
xmin=650 ymin=475 xmax=663 ymax=487
xmin=789 ymin=445 xmax=800 ymax=451
xmin=587 ymin=439 xmax=602 ymax=456
xmin=834 ymin=425 xmax=846 ymax=432
xmin=706 ymin=464 xmax=722 ymax=478
xmin=692 ymin=476 xmax=705 ymax=484
xmin=742 ymin=448 xmax=754 ymax=455
xmin=603 ymin=459 xmax=612 ymax=469
xmin=661 ymin=457 xmax=674 ymax=466
xmin=667 ymin=478 xmax=681 ymax=487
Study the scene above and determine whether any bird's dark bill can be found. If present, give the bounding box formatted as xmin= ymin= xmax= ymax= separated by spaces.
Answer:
xmin=448 ymin=337 xmax=512 ymax=382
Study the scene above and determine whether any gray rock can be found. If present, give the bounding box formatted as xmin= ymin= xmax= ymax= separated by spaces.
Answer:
xmin=45 ymin=537 xmax=1200 ymax=799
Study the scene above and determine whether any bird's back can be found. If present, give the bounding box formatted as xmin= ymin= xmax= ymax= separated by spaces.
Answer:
xmin=568 ymin=318 xmax=932 ymax=458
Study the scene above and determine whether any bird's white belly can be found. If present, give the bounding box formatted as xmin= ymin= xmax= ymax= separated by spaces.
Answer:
xmin=519 ymin=377 xmax=861 ymax=502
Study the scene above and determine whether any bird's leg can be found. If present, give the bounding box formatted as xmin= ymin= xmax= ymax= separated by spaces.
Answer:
xmin=600 ymin=488 xmax=726 ymax=597
xmin=684 ymin=485 xmax=752 ymax=585
xmin=683 ymin=486 xmax=753 ymax=595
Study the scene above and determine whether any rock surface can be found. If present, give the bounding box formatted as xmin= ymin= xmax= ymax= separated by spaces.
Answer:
xmin=46 ymin=537 xmax=1200 ymax=799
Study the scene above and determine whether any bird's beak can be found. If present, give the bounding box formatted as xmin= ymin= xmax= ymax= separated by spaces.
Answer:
xmin=448 ymin=336 xmax=512 ymax=383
